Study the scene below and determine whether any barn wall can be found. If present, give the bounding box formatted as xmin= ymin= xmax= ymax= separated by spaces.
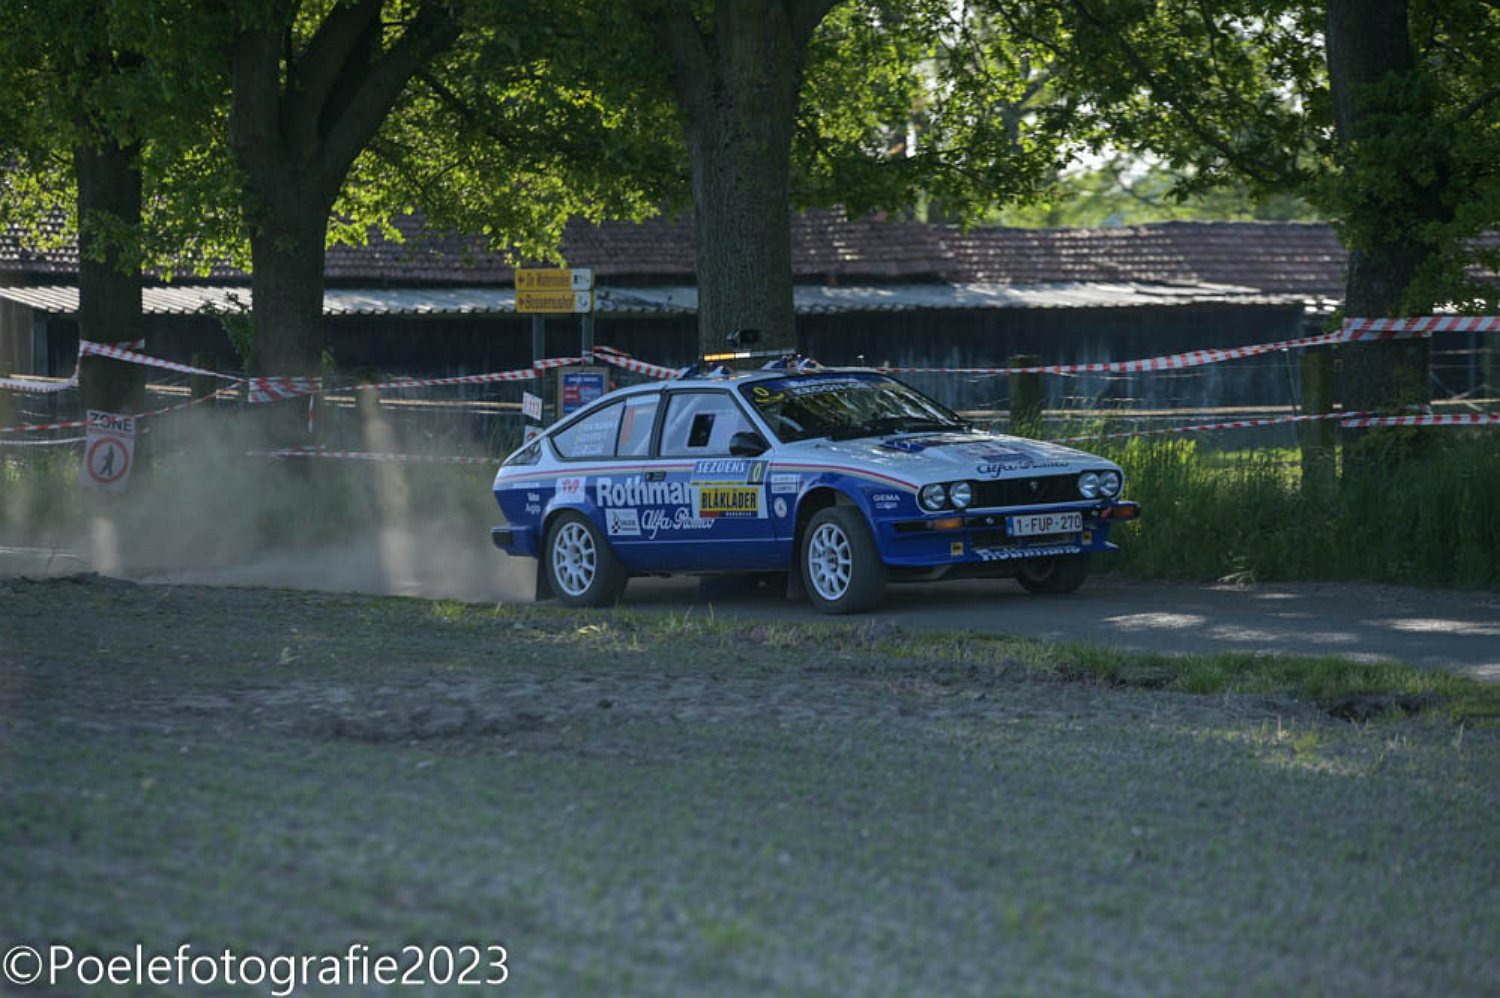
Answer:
xmin=798 ymin=304 xmax=1313 ymax=410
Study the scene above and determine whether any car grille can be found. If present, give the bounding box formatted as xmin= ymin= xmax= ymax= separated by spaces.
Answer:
xmin=971 ymin=474 xmax=1078 ymax=508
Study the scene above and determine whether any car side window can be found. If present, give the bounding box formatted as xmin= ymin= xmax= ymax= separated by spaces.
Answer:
xmin=552 ymin=402 xmax=623 ymax=459
xmin=616 ymin=395 xmax=659 ymax=457
xmin=658 ymin=391 xmax=753 ymax=457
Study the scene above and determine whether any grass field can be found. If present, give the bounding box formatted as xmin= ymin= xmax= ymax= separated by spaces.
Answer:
xmin=4 ymin=577 xmax=1498 ymax=996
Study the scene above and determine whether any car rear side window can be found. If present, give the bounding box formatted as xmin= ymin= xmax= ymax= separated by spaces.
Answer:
xmin=552 ymin=402 xmax=623 ymax=459
xmin=658 ymin=391 xmax=753 ymax=457
xmin=616 ymin=395 xmax=659 ymax=456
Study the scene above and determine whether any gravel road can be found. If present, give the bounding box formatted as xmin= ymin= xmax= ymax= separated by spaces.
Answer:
xmin=4 ymin=539 xmax=1496 ymax=681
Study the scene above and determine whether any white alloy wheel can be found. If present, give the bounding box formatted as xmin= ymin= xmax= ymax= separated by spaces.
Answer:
xmin=550 ymin=519 xmax=598 ymax=597
xmin=543 ymin=512 xmax=627 ymax=606
xmin=807 ymin=521 xmax=853 ymax=602
xmin=800 ymin=506 xmax=887 ymax=614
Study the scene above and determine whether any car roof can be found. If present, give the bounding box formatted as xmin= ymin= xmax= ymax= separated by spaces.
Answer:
xmin=571 ymin=365 xmax=885 ymax=410
xmin=656 ymin=365 xmax=880 ymax=388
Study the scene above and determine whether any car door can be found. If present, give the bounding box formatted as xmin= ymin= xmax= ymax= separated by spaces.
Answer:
xmin=633 ymin=388 xmax=780 ymax=571
xmin=546 ymin=391 xmax=662 ymax=570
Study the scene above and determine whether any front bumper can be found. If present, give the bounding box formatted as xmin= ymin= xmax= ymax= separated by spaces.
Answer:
xmin=875 ymin=500 xmax=1139 ymax=568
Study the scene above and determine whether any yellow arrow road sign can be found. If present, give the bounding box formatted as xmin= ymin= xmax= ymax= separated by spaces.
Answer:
xmin=516 ymin=290 xmax=594 ymax=313
xmin=515 ymin=268 xmax=594 ymax=291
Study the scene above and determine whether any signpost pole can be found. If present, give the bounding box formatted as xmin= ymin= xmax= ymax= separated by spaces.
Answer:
xmin=531 ymin=314 xmax=547 ymax=421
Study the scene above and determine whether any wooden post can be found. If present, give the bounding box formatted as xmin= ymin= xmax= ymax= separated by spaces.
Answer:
xmin=189 ymin=353 xmax=219 ymax=403
xmin=1008 ymin=354 xmax=1042 ymax=438
xmin=1484 ymin=333 xmax=1497 ymax=413
xmin=0 ymin=353 xmax=15 ymax=431
xmin=1300 ymin=348 xmax=1336 ymax=498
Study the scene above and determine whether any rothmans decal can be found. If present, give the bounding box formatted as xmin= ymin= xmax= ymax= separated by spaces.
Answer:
xmin=596 ymin=476 xmax=692 ymax=507
xmin=975 ymin=543 xmax=1084 ymax=562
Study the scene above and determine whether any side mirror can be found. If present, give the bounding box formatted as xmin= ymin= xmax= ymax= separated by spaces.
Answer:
xmin=728 ymin=430 xmax=769 ymax=457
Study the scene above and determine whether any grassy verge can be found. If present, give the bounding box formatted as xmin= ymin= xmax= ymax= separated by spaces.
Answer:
xmin=1094 ymin=432 xmax=1500 ymax=588
xmin=625 ymin=606 xmax=1500 ymax=721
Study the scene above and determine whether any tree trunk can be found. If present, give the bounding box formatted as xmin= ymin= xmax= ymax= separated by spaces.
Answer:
xmin=1325 ymin=0 xmax=1439 ymax=417
xmin=228 ymin=2 xmax=458 ymax=379
xmin=659 ymin=1 xmax=836 ymax=356
xmin=74 ymin=140 xmax=146 ymax=415
xmin=245 ymin=183 xmax=332 ymax=378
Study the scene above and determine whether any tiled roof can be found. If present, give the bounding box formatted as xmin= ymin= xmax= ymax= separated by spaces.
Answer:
xmin=0 ymin=279 xmax=1301 ymax=318
xmin=949 ymin=222 xmax=1348 ymax=296
xmin=2 ymin=209 xmax=1351 ymax=296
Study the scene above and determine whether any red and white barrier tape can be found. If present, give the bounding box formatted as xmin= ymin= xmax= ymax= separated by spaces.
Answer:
xmin=247 ymin=376 xmax=321 ymax=403
xmin=78 ymin=340 xmax=240 ymax=380
xmin=0 ymin=418 xmax=87 ymax=435
xmin=253 ymin=447 xmax=496 ymax=465
xmin=0 ymin=376 xmax=77 ymax=394
xmin=1340 ymin=412 xmax=1500 ymax=428
xmin=1340 ymin=316 xmax=1500 ymax=339
xmin=593 ymin=351 xmax=680 ymax=380
xmin=1054 ymin=410 xmax=1374 ymax=443
xmin=0 ymin=387 xmax=222 ymax=436
xmin=0 ymin=435 xmax=88 ymax=447
xmin=879 ymin=330 xmax=1350 ymax=376
xmin=361 ymin=357 xmax=581 ymax=392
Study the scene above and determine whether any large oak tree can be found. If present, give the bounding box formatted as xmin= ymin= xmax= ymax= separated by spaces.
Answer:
xmin=986 ymin=0 xmax=1500 ymax=420
xmin=227 ymin=0 xmax=460 ymax=378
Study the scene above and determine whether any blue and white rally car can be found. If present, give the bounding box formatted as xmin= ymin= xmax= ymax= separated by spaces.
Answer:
xmin=491 ymin=363 xmax=1139 ymax=614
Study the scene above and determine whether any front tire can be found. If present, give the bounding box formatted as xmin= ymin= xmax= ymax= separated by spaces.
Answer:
xmin=544 ymin=512 xmax=628 ymax=607
xmin=1016 ymin=553 xmax=1091 ymax=594
xmin=801 ymin=507 xmax=887 ymax=614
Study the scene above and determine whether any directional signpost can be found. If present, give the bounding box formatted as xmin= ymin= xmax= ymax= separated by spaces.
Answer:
xmin=516 ymin=289 xmax=594 ymax=314
xmin=515 ymin=268 xmax=594 ymax=314
xmin=516 ymin=268 xmax=597 ymax=424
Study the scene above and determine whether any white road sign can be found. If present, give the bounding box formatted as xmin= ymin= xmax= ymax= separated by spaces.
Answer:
xmin=81 ymin=410 xmax=137 ymax=492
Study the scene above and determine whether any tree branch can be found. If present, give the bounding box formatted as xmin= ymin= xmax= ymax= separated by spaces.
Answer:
xmin=787 ymin=0 xmax=841 ymax=48
xmin=1458 ymin=82 xmax=1500 ymax=121
xmin=314 ymin=0 xmax=459 ymax=204
xmin=651 ymin=0 xmax=713 ymax=115
xmin=286 ymin=0 xmax=383 ymax=155
xmin=1065 ymin=0 xmax=1279 ymax=187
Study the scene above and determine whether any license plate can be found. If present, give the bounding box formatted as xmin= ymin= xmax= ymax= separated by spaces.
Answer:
xmin=1008 ymin=511 xmax=1083 ymax=537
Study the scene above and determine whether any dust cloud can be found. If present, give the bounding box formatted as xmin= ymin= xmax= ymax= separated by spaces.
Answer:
xmin=0 ymin=400 xmax=536 ymax=604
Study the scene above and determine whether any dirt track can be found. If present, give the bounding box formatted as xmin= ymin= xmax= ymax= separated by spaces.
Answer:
xmin=3 ymin=539 xmax=1497 ymax=681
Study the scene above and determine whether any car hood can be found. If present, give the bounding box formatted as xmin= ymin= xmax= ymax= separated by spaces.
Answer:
xmin=778 ymin=431 xmax=1116 ymax=484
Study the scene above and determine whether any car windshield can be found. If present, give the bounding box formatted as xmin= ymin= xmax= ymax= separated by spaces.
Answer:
xmin=739 ymin=372 xmax=967 ymax=443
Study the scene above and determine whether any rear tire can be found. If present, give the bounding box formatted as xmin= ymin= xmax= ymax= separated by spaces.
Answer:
xmin=801 ymin=507 xmax=887 ymax=614
xmin=543 ymin=512 xmax=628 ymax=607
xmin=1017 ymin=553 xmax=1091 ymax=594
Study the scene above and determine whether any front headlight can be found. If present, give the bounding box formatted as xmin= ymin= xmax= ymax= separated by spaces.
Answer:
xmin=918 ymin=483 xmax=948 ymax=511
xmin=1078 ymin=471 xmax=1100 ymax=499
xmin=1098 ymin=470 xmax=1122 ymax=497
xmin=948 ymin=481 xmax=973 ymax=509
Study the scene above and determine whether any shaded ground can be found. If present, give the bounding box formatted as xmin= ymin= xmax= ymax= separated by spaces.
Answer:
xmin=3 ymin=577 xmax=1497 ymax=995
xmin=3 ymin=539 xmax=1498 ymax=682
